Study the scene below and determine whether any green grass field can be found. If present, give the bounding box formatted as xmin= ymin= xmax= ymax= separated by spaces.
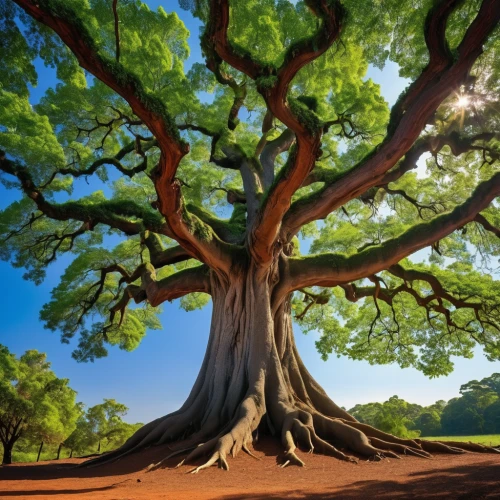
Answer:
xmin=422 ymin=435 xmax=500 ymax=446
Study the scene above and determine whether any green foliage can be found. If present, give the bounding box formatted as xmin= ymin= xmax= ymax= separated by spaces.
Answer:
xmin=0 ymin=345 xmax=79 ymax=463
xmin=39 ymin=240 xmax=162 ymax=362
xmin=348 ymin=374 xmax=500 ymax=439
xmin=349 ymin=396 xmax=423 ymax=439
xmin=1 ymin=0 xmax=499 ymax=371
xmin=441 ymin=373 xmax=500 ymax=435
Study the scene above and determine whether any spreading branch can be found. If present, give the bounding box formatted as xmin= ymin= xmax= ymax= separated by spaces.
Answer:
xmin=281 ymin=0 xmax=500 ymax=240
xmin=0 ymin=153 xmax=159 ymax=236
xmin=13 ymin=0 xmax=233 ymax=272
xmin=339 ymin=264 xmax=500 ymax=341
xmin=108 ymin=263 xmax=210 ymax=327
xmin=286 ymin=171 xmax=500 ymax=292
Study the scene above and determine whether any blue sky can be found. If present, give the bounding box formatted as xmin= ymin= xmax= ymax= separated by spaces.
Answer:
xmin=1 ymin=1 xmax=499 ymax=424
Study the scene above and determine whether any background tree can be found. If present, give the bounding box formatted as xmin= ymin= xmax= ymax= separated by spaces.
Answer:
xmin=63 ymin=400 xmax=142 ymax=458
xmin=1 ymin=0 xmax=500 ymax=471
xmin=414 ymin=401 xmax=446 ymax=437
xmin=350 ymin=396 xmax=423 ymax=439
xmin=86 ymin=399 xmax=141 ymax=453
xmin=0 ymin=346 xmax=78 ymax=464
xmin=61 ymin=403 xmax=89 ymax=458
xmin=441 ymin=373 xmax=500 ymax=435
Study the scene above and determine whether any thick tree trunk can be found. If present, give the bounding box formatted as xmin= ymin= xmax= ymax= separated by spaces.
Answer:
xmin=37 ymin=441 xmax=44 ymax=462
xmin=2 ymin=443 xmax=13 ymax=465
xmin=85 ymin=268 xmax=500 ymax=470
xmin=56 ymin=443 xmax=63 ymax=460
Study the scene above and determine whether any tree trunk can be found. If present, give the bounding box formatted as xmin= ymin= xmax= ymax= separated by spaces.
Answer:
xmin=56 ymin=443 xmax=63 ymax=460
xmin=97 ymin=440 xmax=100 ymax=454
xmin=69 ymin=449 xmax=73 ymax=458
xmin=85 ymin=269 xmax=500 ymax=470
xmin=36 ymin=441 xmax=44 ymax=462
xmin=2 ymin=443 xmax=13 ymax=465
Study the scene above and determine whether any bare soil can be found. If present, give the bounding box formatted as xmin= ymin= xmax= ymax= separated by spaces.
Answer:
xmin=1 ymin=437 xmax=499 ymax=499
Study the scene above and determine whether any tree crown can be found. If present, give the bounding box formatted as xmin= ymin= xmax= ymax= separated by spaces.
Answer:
xmin=1 ymin=0 xmax=500 ymax=376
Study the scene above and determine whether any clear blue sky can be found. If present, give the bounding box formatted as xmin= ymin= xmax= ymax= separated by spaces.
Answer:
xmin=1 ymin=1 xmax=499 ymax=424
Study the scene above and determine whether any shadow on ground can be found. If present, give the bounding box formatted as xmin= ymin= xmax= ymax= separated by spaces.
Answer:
xmin=218 ymin=461 xmax=500 ymax=499
xmin=0 ymin=437 xmax=287 ymax=480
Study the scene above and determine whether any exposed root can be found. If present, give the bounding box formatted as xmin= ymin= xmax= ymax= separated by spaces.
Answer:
xmin=281 ymin=415 xmax=306 ymax=467
xmin=165 ymin=395 xmax=264 ymax=473
xmin=417 ymin=439 xmax=500 ymax=454
xmin=189 ymin=451 xmax=229 ymax=474
xmin=242 ymin=443 xmax=261 ymax=460
xmin=370 ymin=437 xmax=432 ymax=459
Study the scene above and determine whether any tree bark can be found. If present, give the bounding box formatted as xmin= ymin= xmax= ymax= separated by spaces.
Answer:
xmin=36 ymin=441 xmax=44 ymax=462
xmin=2 ymin=443 xmax=13 ymax=465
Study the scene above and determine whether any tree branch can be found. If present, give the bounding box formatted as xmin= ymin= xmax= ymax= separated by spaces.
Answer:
xmin=0 ymin=153 xmax=159 ymax=236
xmin=141 ymin=232 xmax=193 ymax=269
xmin=260 ymin=128 xmax=295 ymax=189
xmin=14 ymin=0 xmax=233 ymax=273
xmin=108 ymin=263 xmax=210 ymax=327
xmin=474 ymin=213 xmax=500 ymax=238
xmin=282 ymin=0 xmax=500 ymax=240
xmin=286 ymin=171 xmax=500 ymax=291
xmin=340 ymin=265 xmax=500 ymax=339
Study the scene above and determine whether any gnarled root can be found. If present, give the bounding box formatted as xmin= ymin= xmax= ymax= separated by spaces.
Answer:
xmin=168 ymin=395 xmax=264 ymax=474
xmin=279 ymin=409 xmax=358 ymax=467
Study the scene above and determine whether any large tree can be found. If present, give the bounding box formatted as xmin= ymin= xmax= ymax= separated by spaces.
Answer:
xmin=1 ymin=0 xmax=500 ymax=471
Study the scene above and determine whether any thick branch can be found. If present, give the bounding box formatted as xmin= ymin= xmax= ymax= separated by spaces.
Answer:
xmin=15 ymin=0 xmax=233 ymax=272
xmin=142 ymin=232 xmax=192 ymax=268
xmin=109 ymin=263 xmax=210 ymax=326
xmin=474 ymin=213 xmax=500 ymax=238
xmin=260 ymin=129 xmax=295 ymax=189
xmin=286 ymin=171 xmax=500 ymax=291
xmin=0 ymin=154 xmax=158 ymax=236
xmin=282 ymin=0 xmax=500 ymax=239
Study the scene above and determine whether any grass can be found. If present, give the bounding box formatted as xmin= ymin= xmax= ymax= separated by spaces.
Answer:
xmin=421 ymin=435 xmax=500 ymax=446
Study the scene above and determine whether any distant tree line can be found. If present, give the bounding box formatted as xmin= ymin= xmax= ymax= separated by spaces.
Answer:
xmin=348 ymin=373 xmax=500 ymax=438
xmin=0 ymin=345 xmax=141 ymax=464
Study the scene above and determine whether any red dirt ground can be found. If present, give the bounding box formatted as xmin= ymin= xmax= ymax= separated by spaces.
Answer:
xmin=1 ymin=438 xmax=499 ymax=499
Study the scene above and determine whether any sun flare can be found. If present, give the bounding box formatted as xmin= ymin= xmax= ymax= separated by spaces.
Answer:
xmin=456 ymin=95 xmax=470 ymax=108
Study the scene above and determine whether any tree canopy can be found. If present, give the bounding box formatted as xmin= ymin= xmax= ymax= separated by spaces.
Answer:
xmin=0 ymin=345 xmax=79 ymax=464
